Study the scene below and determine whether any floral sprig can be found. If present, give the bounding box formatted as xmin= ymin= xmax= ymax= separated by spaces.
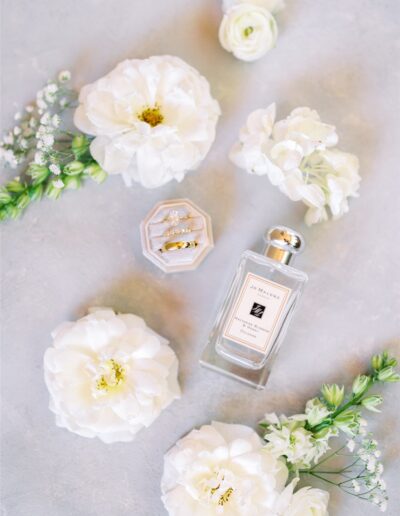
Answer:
xmin=0 ymin=72 xmax=107 ymax=221
xmin=259 ymin=351 xmax=399 ymax=511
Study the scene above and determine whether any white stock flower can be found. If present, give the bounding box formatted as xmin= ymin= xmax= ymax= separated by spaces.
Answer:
xmin=219 ymin=2 xmax=279 ymax=62
xmin=44 ymin=307 xmax=180 ymax=443
xmin=275 ymin=479 xmax=329 ymax=516
xmin=74 ymin=56 xmax=220 ymax=188
xmin=161 ymin=421 xmax=288 ymax=516
xmin=230 ymin=103 xmax=360 ymax=225
xmin=262 ymin=413 xmax=334 ymax=468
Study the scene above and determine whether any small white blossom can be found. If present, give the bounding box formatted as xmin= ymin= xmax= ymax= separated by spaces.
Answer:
xmin=40 ymin=113 xmax=51 ymax=125
xmin=58 ymin=70 xmax=71 ymax=82
xmin=49 ymin=164 xmax=61 ymax=175
xmin=351 ymin=480 xmax=360 ymax=493
xmin=14 ymin=112 xmax=22 ymax=120
xmin=42 ymin=134 xmax=54 ymax=148
xmin=13 ymin=126 xmax=22 ymax=136
xmin=34 ymin=151 xmax=46 ymax=165
xmin=4 ymin=134 xmax=14 ymax=145
xmin=25 ymin=105 xmax=34 ymax=113
xmin=52 ymin=114 xmax=61 ymax=128
xmin=52 ymin=179 xmax=64 ymax=189
xmin=346 ymin=439 xmax=356 ymax=452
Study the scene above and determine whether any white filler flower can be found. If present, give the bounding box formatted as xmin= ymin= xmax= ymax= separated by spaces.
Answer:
xmin=161 ymin=421 xmax=289 ymax=515
xmin=230 ymin=103 xmax=360 ymax=225
xmin=219 ymin=0 xmax=284 ymax=62
xmin=74 ymin=56 xmax=220 ymax=188
xmin=44 ymin=307 xmax=180 ymax=443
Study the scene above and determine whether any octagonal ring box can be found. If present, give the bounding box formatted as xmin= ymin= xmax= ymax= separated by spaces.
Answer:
xmin=140 ymin=199 xmax=214 ymax=273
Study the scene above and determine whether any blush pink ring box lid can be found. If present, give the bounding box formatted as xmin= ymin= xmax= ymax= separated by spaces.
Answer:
xmin=140 ymin=198 xmax=214 ymax=273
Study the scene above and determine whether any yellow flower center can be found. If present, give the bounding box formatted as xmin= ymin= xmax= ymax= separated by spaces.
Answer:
xmin=204 ymin=473 xmax=234 ymax=507
xmin=243 ymin=26 xmax=254 ymax=37
xmin=138 ymin=104 xmax=164 ymax=127
xmin=96 ymin=359 xmax=125 ymax=393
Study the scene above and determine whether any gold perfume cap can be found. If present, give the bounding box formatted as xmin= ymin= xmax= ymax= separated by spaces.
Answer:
xmin=264 ymin=226 xmax=305 ymax=265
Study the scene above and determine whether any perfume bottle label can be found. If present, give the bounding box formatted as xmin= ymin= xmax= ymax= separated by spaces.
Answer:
xmin=223 ymin=272 xmax=292 ymax=353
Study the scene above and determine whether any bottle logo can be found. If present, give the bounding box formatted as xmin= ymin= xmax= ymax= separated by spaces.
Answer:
xmin=250 ymin=302 xmax=266 ymax=318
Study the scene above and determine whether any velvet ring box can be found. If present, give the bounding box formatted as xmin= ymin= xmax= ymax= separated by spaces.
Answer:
xmin=140 ymin=199 xmax=214 ymax=273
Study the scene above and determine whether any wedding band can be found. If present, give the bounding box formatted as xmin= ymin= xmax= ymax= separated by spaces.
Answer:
xmin=163 ymin=226 xmax=192 ymax=237
xmin=159 ymin=240 xmax=198 ymax=253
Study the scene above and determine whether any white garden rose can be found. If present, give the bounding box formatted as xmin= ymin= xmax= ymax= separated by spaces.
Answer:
xmin=230 ymin=103 xmax=360 ymax=225
xmin=74 ymin=56 xmax=220 ymax=188
xmin=275 ymin=479 xmax=329 ymax=516
xmin=161 ymin=421 xmax=288 ymax=515
xmin=44 ymin=307 xmax=180 ymax=443
xmin=219 ymin=3 xmax=279 ymax=62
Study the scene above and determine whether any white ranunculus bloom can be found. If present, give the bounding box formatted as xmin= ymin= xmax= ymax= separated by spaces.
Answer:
xmin=74 ymin=56 xmax=220 ymax=188
xmin=161 ymin=421 xmax=288 ymax=515
xmin=230 ymin=103 xmax=360 ymax=224
xmin=219 ymin=3 xmax=279 ymax=62
xmin=44 ymin=308 xmax=180 ymax=443
xmin=275 ymin=479 xmax=329 ymax=516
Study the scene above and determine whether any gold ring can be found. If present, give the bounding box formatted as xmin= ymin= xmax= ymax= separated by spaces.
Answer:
xmin=159 ymin=240 xmax=198 ymax=253
xmin=163 ymin=210 xmax=190 ymax=227
xmin=163 ymin=226 xmax=192 ymax=237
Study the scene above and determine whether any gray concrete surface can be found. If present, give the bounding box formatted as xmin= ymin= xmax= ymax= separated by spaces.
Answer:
xmin=1 ymin=0 xmax=399 ymax=514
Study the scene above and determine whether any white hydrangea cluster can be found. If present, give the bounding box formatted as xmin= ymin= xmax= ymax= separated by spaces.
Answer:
xmin=230 ymin=103 xmax=361 ymax=225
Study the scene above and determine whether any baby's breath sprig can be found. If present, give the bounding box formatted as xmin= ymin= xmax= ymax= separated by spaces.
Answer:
xmin=0 ymin=71 xmax=107 ymax=221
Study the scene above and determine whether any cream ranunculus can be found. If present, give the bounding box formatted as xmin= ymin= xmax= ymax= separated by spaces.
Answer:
xmin=230 ymin=103 xmax=360 ymax=225
xmin=44 ymin=308 xmax=180 ymax=443
xmin=275 ymin=479 xmax=329 ymax=516
xmin=74 ymin=56 xmax=220 ymax=188
xmin=219 ymin=2 xmax=280 ymax=62
xmin=161 ymin=421 xmax=288 ymax=515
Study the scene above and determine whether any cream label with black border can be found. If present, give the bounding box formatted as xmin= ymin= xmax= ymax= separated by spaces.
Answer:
xmin=223 ymin=273 xmax=291 ymax=353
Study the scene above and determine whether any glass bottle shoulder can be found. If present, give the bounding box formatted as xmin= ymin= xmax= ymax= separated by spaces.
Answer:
xmin=238 ymin=249 xmax=308 ymax=284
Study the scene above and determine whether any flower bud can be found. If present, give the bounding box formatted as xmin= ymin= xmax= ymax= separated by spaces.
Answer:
xmin=377 ymin=366 xmax=394 ymax=382
xmin=63 ymin=175 xmax=82 ymax=190
xmin=85 ymin=163 xmax=107 ymax=184
xmin=371 ymin=353 xmax=384 ymax=371
xmin=333 ymin=409 xmax=358 ymax=435
xmin=16 ymin=192 xmax=30 ymax=210
xmin=352 ymin=375 xmax=370 ymax=396
xmin=64 ymin=161 xmax=85 ymax=176
xmin=361 ymin=395 xmax=383 ymax=413
xmin=321 ymin=384 xmax=344 ymax=407
xmin=305 ymin=398 xmax=331 ymax=426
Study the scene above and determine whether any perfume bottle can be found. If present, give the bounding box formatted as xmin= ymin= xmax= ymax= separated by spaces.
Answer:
xmin=201 ymin=226 xmax=308 ymax=389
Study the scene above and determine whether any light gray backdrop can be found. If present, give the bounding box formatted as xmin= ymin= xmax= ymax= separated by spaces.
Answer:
xmin=1 ymin=0 xmax=399 ymax=514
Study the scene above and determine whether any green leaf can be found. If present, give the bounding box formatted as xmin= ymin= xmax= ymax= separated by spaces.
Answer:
xmin=5 ymin=203 xmax=21 ymax=219
xmin=45 ymin=182 xmax=62 ymax=200
xmin=71 ymin=134 xmax=90 ymax=159
xmin=64 ymin=160 xmax=85 ymax=176
xmin=16 ymin=192 xmax=30 ymax=210
xmin=29 ymin=184 xmax=44 ymax=202
xmin=84 ymin=163 xmax=107 ymax=183
xmin=6 ymin=179 xmax=25 ymax=193
xmin=0 ymin=187 xmax=13 ymax=205
xmin=27 ymin=164 xmax=50 ymax=185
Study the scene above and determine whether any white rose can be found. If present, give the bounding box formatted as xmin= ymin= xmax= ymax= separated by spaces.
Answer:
xmin=161 ymin=421 xmax=288 ymax=515
xmin=275 ymin=479 xmax=329 ymax=516
xmin=219 ymin=3 xmax=278 ymax=62
xmin=44 ymin=308 xmax=180 ymax=443
xmin=74 ymin=56 xmax=220 ymax=188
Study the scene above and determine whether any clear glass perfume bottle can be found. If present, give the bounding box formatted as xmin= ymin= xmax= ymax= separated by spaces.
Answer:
xmin=201 ymin=226 xmax=308 ymax=389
